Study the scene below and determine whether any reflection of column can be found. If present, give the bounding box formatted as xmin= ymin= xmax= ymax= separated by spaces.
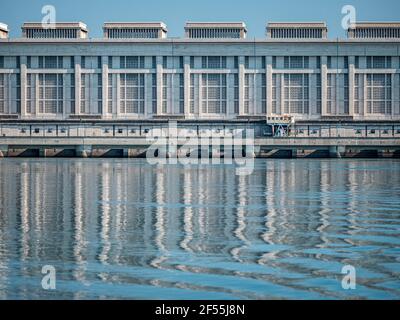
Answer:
xmin=180 ymin=168 xmax=194 ymax=252
xmin=99 ymin=163 xmax=111 ymax=265
xmin=72 ymin=162 xmax=88 ymax=283
xmin=20 ymin=163 xmax=30 ymax=260
xmin=231 ymin=175 xmax=249 ymax=262
xmin=151 ymin=167 xmax=167 ymax=268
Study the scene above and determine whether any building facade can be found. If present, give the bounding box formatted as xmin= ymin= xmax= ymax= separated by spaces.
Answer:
xmin=0 ymin=21 xmax=399 ymax=123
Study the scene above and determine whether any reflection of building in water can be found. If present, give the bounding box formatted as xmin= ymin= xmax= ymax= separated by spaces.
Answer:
xmin=0 ymin=159 xmax=399 ymax=297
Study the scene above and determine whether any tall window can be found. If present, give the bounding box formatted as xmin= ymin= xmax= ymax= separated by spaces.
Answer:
xmin=107 ymin=74 xmax=113 ymax=113
xmin=80 ymin=73 xmax=102 ymax=114
xmin=120 ymin=74 xmax=145 ymax=114
xmin=283 ymin=74 xmax=309 ymax=114
xmin=39 ymin=74 xmax=63 ymax=114
xmin=201 ymin=74 xmax=227 ymax=114
xmin=327 ymin=74 xmax=349 ymax=114
xmin=0 ymin=74 xmax=4 ymax=113
xmin=366 ymin=74 xmax=392 ymax=114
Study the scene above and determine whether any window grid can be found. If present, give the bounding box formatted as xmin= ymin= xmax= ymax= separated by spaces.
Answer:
xmin=201 ymin=74 xmax=227 ymax=114
xmin=366 ymin=74 xmax=392 ymax=114
xmin=39 ymin=74 xmax=63 ymax=114
xmin=283 ymin=74 xmax=309 ymax=114
xmin=120 ymin=74 xmax=145 ymax=114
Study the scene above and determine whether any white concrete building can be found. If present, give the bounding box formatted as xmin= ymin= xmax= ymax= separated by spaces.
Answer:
xmin=0 ymin=21 xmax=399 ymax=122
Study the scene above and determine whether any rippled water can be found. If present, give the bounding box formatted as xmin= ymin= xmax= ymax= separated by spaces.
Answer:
xmin=0 ymin=158 xmax=399 ymax=300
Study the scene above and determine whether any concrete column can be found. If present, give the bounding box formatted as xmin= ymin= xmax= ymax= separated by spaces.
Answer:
xmin=391 ymin=73 xmax=395 ymax=118
xmin=34 ymin=73 xmax=39 ymax=116
xmin=238 ymin=56 xmax=245 ymax=115
xmin=102 ymin=56 xmax=108 ymax=118
xmin=321 ymin=56 xmax=328 ymax=116
xmin=363 ymin=73 xmax=367 ymax=116
xmin=198 ymin=73 xmax=203 ymax=117
xmin=308 ymin=73 xmax=313 ymax=117
xmin=156 ymin=56 xmax=163 ymax=115
xmin=20 ymin=56 xmax=27 ymax=119
xmin=348 ymin=56 xmax=355 ymax=117
xmin=74 ymin=56 xmax=81 ymax=115
xmin=183 ymin=56 xmax=190 ymax=118
xmin=280 ymin=74 xmax=285 ymax=115
xmin=0 ymin=145 xmax=8 ymax=158
xmin=76 ymin=145 xmax=92 ymax=158
xmin=266 ymin=56 xmax=273 ymax=117
xmin=116 ymin=73 xmax=120 ymax=117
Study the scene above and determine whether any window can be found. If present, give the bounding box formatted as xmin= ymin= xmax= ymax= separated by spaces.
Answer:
xmin=38 ymin=56 xmax=63 ymax=69
xmin=201 ymin=56 xmax=227 ymax=69
xmin=366 ymin=74 xmax=392 ymax=114
xmin=80 ymin=73 xmax=102 ymax=114
xmin=366 ymin=56 xmax=391 ymax=69
xmin=355 ymin=129 xmax=362 ymax=134
xmin=118 ymin=129 xmax=123 ymax=134
xmin=327 ymin=73 xmax=349 ymax=114
xmin=284 ymin=56 xmax=309 ymax=69
xmin=283 ymin=74 xmax=309 ymax=114
xmin=38 ymin=74 xmax=63 ymax=114
xmin=120 ymin=74 xmax=145 ymax=114
xmin=201 ymin=74 xmax=227 ymax=114
xmin=120 ymin=56 xmax=145 ymax=69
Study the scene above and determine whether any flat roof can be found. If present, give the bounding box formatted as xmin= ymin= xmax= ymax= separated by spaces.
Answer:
xmin=185 ymin=22 xmax=247 ymax=29
xmin=103 ymin=22 xmax=167 ymax=31
xmin=348 ymin=22 xmax=400 ymax=28
xmin=267 ymin=22 xmax=327 ymax=28
xmin=22 ymin=22 xmax=88 ymax=31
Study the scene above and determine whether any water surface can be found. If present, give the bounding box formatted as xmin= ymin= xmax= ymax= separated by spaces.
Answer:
xmin=0 ymin=159 xmax=399 ymax=299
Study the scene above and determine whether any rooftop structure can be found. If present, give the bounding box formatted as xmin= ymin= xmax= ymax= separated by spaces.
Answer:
xmin=185 ymin=22 xmax=247 ymax=39
xmin=0 ymin=23 xmax=8 ymax=39
xmin=347 ymin=22 xmax=400 ymax=39
xmin=103 ymin=22 xmax=168 ymax=39
xmin=21 ymin=22 xmax=88 ymax=39
xmin=267 ymin=22 xmax=328 ymax=39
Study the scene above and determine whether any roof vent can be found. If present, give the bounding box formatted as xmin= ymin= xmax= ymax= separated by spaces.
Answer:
xmin=21 ymin=22 xmax=88 ymax=39
xmin=347 ymin=22 xmax=400 ymax=39
xmin=185 ymin=22 xmax=247 ymax=39
xmin=103 ymin=22 xmax=167 ymax=39
xmin=267 ymin=22 xmax=327 ymax=39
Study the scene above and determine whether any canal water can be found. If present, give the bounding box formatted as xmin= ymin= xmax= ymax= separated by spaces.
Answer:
xmin=0 ymin=159 xmax=399 ymax=300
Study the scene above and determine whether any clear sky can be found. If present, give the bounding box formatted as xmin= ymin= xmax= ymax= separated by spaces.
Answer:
xmin=1 ymin=0 xmax=400 ymax=39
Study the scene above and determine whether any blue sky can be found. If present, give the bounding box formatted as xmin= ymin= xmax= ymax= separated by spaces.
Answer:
xmin=1 ymin=0 xmax=400 ymax=39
